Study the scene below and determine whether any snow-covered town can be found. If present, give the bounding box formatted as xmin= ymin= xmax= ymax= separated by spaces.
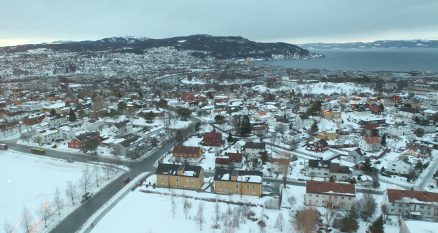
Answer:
xmin=1 ymin=47 xmax=437 ymax=233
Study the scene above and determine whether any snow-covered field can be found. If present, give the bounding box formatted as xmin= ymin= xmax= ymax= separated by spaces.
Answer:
xmin=0 ymin=149 xmax=119 ymax=232
xmin=89 ymin=183 xmax=305 ymax=233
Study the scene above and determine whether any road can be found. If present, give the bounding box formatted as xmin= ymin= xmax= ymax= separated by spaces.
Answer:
xmin=416 ymin=151 xmax=438 ymax=190
xmin=49 ymin=139 xmax=176 ymax=233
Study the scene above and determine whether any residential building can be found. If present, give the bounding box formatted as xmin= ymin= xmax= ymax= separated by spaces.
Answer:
xmin=156 ymin=163 xmax=204 ymax=190
xmin=304 ymin=181 xmax=356 ymax=209
xmin=384 ymin=189 xmax=438 ymax=219
xmin=213 ymin=168 xmax=262 ymax=196
xmin=172 ymin=145 xmax=203 ymax=163
xmin=68 ymin=131 xmax=101 ymax=149
xmin=202 ymin=131 xmax=223 ymax=147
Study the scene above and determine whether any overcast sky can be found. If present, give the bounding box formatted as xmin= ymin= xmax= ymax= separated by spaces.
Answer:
xmin=1 ymin=0 xmax=437 ymax=46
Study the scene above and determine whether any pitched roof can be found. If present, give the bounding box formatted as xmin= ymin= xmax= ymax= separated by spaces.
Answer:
xmin=173 ymin=145 xmax=202 ymax=155
xmin=244 ymin=142 xmax=266 ymax=150
xmin=308 ymin=159 xmax=330 ymax=168
xmin=306 ymin=181 xmax=355 ymax=196
xmin=156 ymin=163 xmax=202 ymax=178
xmin=329 ymin=163 xmax=351 ymax=174
xmin=203 ymin=131 xmax=222 ymax=140
xmin=213 ymin=168 xmax=262 ymax=183
xmin=386 ymin=189 xmax=438 ymax=203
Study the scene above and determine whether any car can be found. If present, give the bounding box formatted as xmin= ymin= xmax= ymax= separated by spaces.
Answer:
xmin=81 ymin=192 xmax=92 ymax=203
xmin=123 ymin=177 xmax=131 ymax=184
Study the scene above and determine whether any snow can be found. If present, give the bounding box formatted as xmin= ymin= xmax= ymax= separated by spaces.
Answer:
xmin=88 ymin=180 xmax=307 ymax=233
xmin=404 ymin=220 xmax=438 ymax=233
xmin=0 ymin=149 xmax=120 ymax=232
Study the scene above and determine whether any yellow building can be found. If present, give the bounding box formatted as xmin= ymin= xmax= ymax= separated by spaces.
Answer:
xmin=156 ymin=163 xmax=204 ymax=190
xmin=214 ymin=169 xmax=262 ymax=197
xmin=315 ymin=131 xmax=337 ymax=141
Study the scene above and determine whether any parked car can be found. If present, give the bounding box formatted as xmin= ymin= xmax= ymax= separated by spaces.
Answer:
xmin=123 ymin=177 xmax=131 ymax=184
xmin=81 ymin=192 xmax=92 ymax=203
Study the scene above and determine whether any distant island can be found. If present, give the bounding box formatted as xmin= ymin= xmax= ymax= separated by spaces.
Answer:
xmin=300 ymin=39 xmax=438 ymax=50
xmin=0 ymin=35 xmax=321 ymax=60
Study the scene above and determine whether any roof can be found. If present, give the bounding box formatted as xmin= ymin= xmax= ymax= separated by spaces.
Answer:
xmin=306 ymin=181 xmax=355 ymax=196
xmin=308 ymin=159 xmax=330 ymax=168
xmin=386 ymin=189 xmax=438 ymax=203
xmin=173 ymin=145 xmax=202 ymax=155
xmin=203 ymin=131 xmax=222 ymax=140
xmin=329 ymin=163 xmax=351 ymax=174
xmin=213 ymin=168 xmax=262 ymax=184
xmin=76 ymin=131 xmax=99 ymax=141
xmin=244 ymin=142 xmax=266 ymax=150
xmin=156 ymin=163 xmax=202 ymax=178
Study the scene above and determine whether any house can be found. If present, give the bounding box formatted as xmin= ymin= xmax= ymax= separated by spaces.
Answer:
xmin=172 ymin=145 xmax=203 ymax=163
xmin=33 ymin=129 xmax=62 ymax=144
xmin=329 ymin=163 xmax=352 ymax=181
xmin=23 ymin=113 xmax=46 ymax=125
xmin=304 ymin=159 xmax=331 ymax=178
xmin=156 ymin=163 xmax=204 ymax=190
xmin=359 ymin=136 xmax=381 ymax=152
xmin=47 ymin=115 xmax=68 ymax=127
xmin=244 ymin=142 xmax=266 ymax=157
xmin=315 ymin=131 xmax=337 ymax=141
xmin=387 ymin=156 xmax=415 ymax=175
xmin=400 ymin=218 xmax=438 ymax=233
xmin=68 ymin=132 xmax=101 ymax=149
xmin=384 ymin=189 xmax=438 ymax=219
xmin=304 ymin=181 xmax=356 ymax=209
xmin=215 ymin=152 xmax=243 ymax=169
xmin=202 ymin=131 xmax=223 ymax=147
xmin=110 ymin=120 xmax=133 ymax=136
xmin=114 ymin=134 xmax=147 ymax=159
xmin=346 ymin=148 xmax=367 ymax=163
xmin=213 ymin=168 xmax=262 ymax=196
xmin=306 ymin=140 xmax=329 ymax=152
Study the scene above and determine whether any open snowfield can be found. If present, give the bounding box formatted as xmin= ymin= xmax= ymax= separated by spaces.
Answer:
xmin=89 ymin=187 xmax=301 ymax=233
xmin=0 ymin=149 xmax=117 ymax=232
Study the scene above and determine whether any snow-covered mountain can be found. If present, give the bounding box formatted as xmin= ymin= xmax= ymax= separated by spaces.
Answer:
xmin=300 ymin=40 xmax=438 ymax=50
xmin=0 ymin=35 xmax=314 ymax=60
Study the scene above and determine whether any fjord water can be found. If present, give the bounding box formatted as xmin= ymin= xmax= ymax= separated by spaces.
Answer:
xmin=261 ymin=48 xmax=438 ymax=72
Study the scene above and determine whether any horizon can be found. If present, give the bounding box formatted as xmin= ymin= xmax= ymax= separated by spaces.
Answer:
xmin=0 ymin=34 xmax=437 ymax=47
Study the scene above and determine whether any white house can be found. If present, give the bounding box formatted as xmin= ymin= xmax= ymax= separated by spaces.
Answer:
xmin=388 ymin=156 xmax=415 ymax=175
xmin=304 ymin=181 xmax=356 ymax=209
xmin=33 ymin=129 xmax=62 ymax=144
xmin=385 ymin=189 xmax=438 ymax=219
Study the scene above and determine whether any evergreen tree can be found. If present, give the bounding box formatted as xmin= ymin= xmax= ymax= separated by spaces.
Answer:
xmin=340 ymin=205 xmax=358 ymax=233
xmin=308 ymin=121 xmax=319 ymax=135
xmin=368 ymin=215 xmax=384 ymax=233
xmin=381 ymin=134 xmax=387 ymax=147
xmin=227 ymin=132 xmax=234 ymax=143
xmin=117 ymin=101 xmax=127 ymax=113
xmin=50 ymin=108 xmax=57 ymax=116
xmin=239 ymin=115 xmax=252 ymax=136
xmin=175 ymin=130 xmax=184 ymax=144
xmin=68 ymin=109 xmax=77 ymax=122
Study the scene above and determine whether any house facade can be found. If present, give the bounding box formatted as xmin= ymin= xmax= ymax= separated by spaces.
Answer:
xmin=304 ymin=181 xmax=356 ymax=209
xmin=172 ymin=145 xmax=203 ymax=163
xmin=213 ymin=168 xmax=262 ymax=196
xmin=156 ymin=163 xmax=204 ymax=190
xmin=68 ymin=131 xmax=101 ymax=149
xmin=384 ymin=189 xmax=438 ymax=219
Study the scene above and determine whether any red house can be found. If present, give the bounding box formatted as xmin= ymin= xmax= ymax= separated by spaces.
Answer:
xmin=68 ymin=132 xmax=101 ymax=149
xmin=23 ymin=113 xmax=46 ymax=125
xmin=202 ymin=131 xmax=223 ymax=147
xmin=215 ymin=152 xmax=243 ymax=168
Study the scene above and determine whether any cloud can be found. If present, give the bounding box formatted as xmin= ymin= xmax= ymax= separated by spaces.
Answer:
xmin=0 ymin=0 xmax=437 ymax=45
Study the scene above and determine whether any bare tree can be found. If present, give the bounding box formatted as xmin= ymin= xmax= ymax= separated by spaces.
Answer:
xmin=288 ymin=195 xmax=296 ymax=208
xmin=170 ymin=190 xmax=176 ymax=218
xmin=213 ymin=199 xmax=220 ymax=229
xmin=183 ymin=196 xmax=192 ymax=219
xmin=79 ymin=167 xmax=91 ymax=194
xmin=3 ymin=221 xmax=13 ymax=233
xmin=275 ymin=212 xmax=284 ymax=232
xmin=103 ymin=166 xmax=112 ymax=180
xmin=93 ymin=165 xmax=100 ymax=187
xmin=39 ymin=200 xmax=52 ymax=228
xmin=53 ymin=187 xmax=64 ymax=216
xmin=232 ymin=206 xmax=241 ymax=229
xmin=21 ymin=207 xmax=34 ymax=233
xmin=65 ymin=181 xmax=78 ymax=205
xmin=358 ymin=193 xmax=377 ymax=221
xmin=195 ymin=203 xmax=205 ymax=230
xmin=294 ymin=207 xmax=320 ymax=233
